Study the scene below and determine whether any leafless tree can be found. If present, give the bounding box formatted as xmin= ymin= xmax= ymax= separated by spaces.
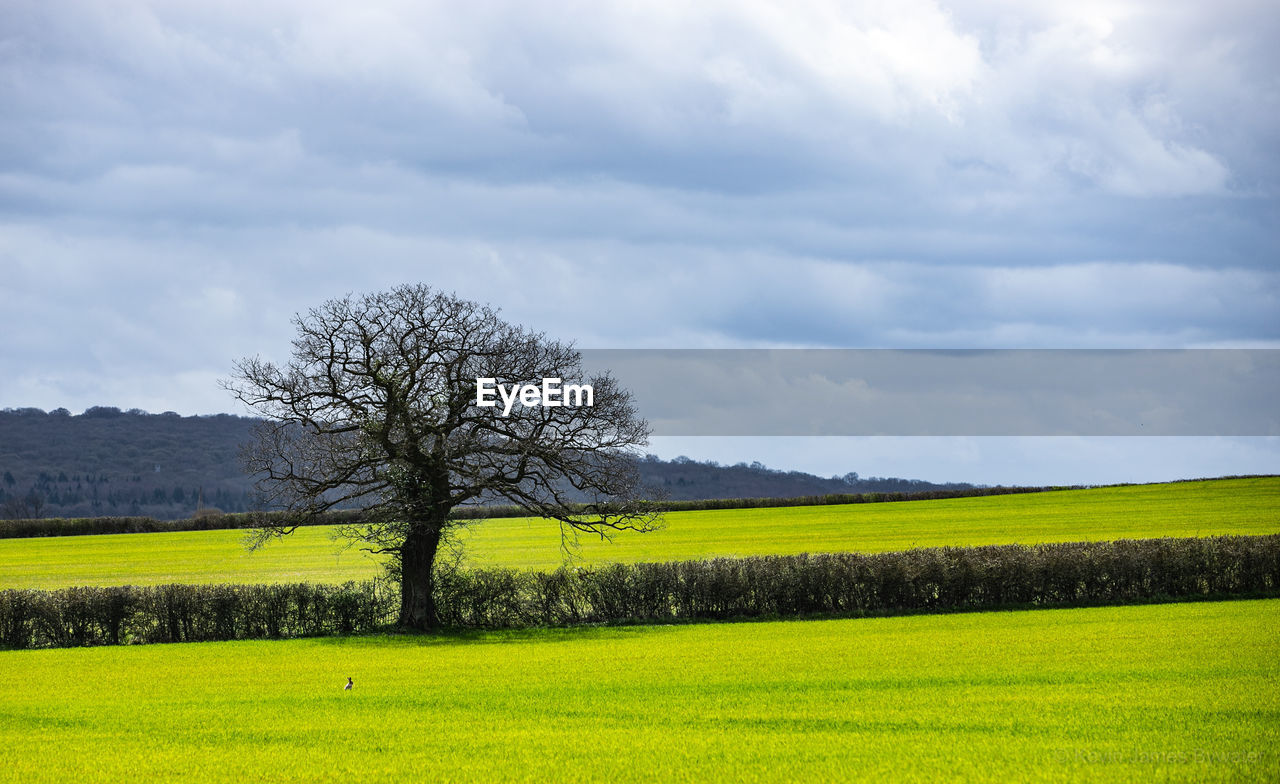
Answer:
xmin=0 ymin=492 xmax=44 ymax=521
xmin=222 ymin=284 xmax=659 ymax=630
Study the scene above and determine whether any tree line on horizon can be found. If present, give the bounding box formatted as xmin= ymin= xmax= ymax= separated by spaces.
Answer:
xmin=0 ymin=406 xmax=974 ymax=521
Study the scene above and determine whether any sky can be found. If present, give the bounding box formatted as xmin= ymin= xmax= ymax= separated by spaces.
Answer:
xmin=2 ymin=0 xmax=1278 ymax=485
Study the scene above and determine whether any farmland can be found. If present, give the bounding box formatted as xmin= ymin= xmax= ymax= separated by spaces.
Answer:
xmin=0 ymin=599 xmax=1275 ymax=783
xmin=1 ymin=477 xmax=1276 ymax=589
xmin=0 ymin=477 xmax=1276 ymax=781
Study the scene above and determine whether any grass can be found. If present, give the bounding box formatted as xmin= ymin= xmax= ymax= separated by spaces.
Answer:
xmin=0 ymin=599 xmax=1275 ymax=782
xmin=1 ymin=477 xmax=1276 ymax=590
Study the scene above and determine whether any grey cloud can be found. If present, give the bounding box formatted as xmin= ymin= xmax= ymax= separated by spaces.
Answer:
xmin=5 ymin=1 xmax=1276 ymax=194
xmin=2 ymin=0 xmax=1278 ymax=442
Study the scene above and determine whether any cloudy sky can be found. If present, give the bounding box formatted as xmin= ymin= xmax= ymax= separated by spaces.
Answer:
xmin=2 ymin=0 xmax=1277 ymax=484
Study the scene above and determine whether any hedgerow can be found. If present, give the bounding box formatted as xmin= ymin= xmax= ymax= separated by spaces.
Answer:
xmin=2 ymin=534 xmax=1276 ymax=648
xmin=0 ymin=486 xmax=1065 ymax=539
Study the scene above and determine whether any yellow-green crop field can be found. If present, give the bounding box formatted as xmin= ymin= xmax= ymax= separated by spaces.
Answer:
xmin=1 ymin=599 xmax=1276 ymax=783
xmin=2 ymin=477 xmax=1277 ymax=782
xmin=2 ymin=477 xmax=1277 ymax=589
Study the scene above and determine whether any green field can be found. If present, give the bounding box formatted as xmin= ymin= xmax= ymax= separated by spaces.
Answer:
xmin=2 ymin=477 xmax=1277 ymax=589
xmin=0 ymin=599 xmax=1275 ymax=782
xmin=3 ymin=478 xmax=1276 ymax=781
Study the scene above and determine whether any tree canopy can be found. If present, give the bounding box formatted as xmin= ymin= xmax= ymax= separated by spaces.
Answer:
xmin=223 ymin=284 xmax=659 ymax=629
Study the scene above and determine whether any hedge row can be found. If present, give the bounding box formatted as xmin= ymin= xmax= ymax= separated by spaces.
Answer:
xmin=0 ymin=581 xmax=395 ymax=649
xmin=0 ymin=509 xmax=366 ymax=539
xmin=2 ymin=535 xmax=1276 ymax=649
xmin=0 ymin=486 xmax=1064 ymax=539
xmin=435 ymin=534 xmax=1280 ymax=627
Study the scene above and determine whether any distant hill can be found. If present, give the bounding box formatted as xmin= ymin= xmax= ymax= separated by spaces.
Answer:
xmin=0 ymin=407 xmax=974 ymax=519
xmin=635 ymin=454 xmax=974 ymax=501
xmin=0 ymin=407 xmax=257 ymax=519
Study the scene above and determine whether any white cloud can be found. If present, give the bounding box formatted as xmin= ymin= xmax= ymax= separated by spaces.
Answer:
xmin=7 ymin=0 xmax=1268 ymax=195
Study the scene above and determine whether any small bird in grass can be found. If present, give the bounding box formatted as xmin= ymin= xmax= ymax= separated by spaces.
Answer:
xmin=344 ymin=677 xmax=353 ymax=691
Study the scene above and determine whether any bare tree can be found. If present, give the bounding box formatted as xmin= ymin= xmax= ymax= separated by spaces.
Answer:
xmin=223 ymin=285 xmax=659 ymax=630
xmin=1 ymin=491 xmax=44 ymax=521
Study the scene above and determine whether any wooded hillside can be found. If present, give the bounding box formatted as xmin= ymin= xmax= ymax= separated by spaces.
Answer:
xmin=0 ymin=407 xmax=972 ymax=519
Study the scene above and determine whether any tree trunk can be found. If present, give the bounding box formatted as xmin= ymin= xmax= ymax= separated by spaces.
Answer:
xmin=398 ymin=524 xmax=443 ymax=630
